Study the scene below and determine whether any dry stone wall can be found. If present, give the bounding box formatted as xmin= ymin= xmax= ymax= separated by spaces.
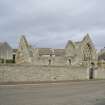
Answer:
xmin=0 ymin=64 xmax=105 ymax=83
xmin=95 ymin=68 xmax=105 ymax=79
xmin=0 ymin=64 xmax=89 ymax=82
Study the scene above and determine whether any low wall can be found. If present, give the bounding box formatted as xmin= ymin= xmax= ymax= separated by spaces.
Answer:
xmin=95 ymin=68 xmax=105 ymax=79
xmin=0 ymin=64 xmax=105 ymax=83
xmin=0 ymin=64 xmax=89 ymax=82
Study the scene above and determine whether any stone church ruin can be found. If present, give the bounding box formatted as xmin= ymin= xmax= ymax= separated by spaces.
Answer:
xmin=0 ymin=34 xmax=105 ymax=83
xmin=16 ymin=34 xmax=97 ymax=67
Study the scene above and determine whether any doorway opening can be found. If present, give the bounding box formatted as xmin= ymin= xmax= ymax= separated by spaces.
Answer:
xmin=89 ymin=68 xmax=94 ymax=79
xmin=13 ymin=54 xmax=16 ymax=63
xmin=68 ymin=59 xmax=71 ymax=64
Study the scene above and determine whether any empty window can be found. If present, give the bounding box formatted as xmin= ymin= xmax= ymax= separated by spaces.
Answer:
xmin=68 ymin=59 xmax=71 ymax=64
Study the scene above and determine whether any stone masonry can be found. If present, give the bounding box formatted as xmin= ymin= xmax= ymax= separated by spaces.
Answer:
xmin=16 ymin=34 xmax=97 ymax=67
xmin=0 ymin=34 xmax=105 ymax=83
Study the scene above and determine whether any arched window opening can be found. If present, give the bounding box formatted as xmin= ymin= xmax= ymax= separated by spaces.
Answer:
xmin=83 ymin=43 xmax=92 ymax=61
xmin=68 ymin=59 xmax=71 ymax=64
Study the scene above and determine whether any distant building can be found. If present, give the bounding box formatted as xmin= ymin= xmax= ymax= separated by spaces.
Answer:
xmin=0 ymin=42 xmax=13 ymax=63
xmin=98 ymin=48 xmax=105 ymax=61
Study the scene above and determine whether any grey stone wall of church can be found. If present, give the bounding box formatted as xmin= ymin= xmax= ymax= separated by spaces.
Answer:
xmin=33 ymin=56 xmax=67 ymax=66
xmin=0 ymin=64 xmax=89 ymax=82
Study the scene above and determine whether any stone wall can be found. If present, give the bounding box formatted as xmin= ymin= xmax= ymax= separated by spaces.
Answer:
xmin=0 ymin=64 xmax=105 ymax=83
xmin=0 ymin=64 xmax=89 ymax=83
xmin=33 ymin=56 xmax=67 ymax=66
xmin=95 ymin=68 xmax=105 ymax=79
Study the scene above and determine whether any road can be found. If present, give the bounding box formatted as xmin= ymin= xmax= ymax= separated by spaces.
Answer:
xmin=0 ymin=80 xmax=105 ymax=105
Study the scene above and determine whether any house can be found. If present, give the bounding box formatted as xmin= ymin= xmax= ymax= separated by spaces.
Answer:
xmin=0 ymin=42 xmax=13 ymax=63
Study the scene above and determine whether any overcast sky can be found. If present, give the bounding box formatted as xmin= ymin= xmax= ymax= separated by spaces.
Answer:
xmin=0 ymin=0 xmax=105 ymax=50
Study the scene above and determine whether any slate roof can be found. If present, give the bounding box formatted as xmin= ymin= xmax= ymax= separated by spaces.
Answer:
xmin=0 ymin=42 xmax=13 ymax=59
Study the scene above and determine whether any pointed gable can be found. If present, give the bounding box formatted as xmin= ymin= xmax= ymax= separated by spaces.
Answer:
xmin=19 ymin=35 xmax=30 ymax=50
xmin=82 ymin=33 xmax=95 ymax=50
xmin=2 ymin=42 xmax=12 ymax=50
xmin=65 ymin=40 xmax=75 ymax=49
xmin=82 ymin=33 xmax=92 ymax=44
xmin=83 ymin=33 xmax=90 ymax=41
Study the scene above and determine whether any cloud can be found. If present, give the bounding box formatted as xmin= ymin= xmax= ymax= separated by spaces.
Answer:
xmin=0 ymin=0 xmax=105 ymax=50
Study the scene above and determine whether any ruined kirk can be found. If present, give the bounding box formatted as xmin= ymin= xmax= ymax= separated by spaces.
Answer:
xmin=16 ymin=34 xmax=97 ymax=67
xmin=0 ymin=34 xmax=105 ymax=83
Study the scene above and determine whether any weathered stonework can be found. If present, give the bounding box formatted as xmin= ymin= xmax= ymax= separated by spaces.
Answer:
xmin=0 ymin=64 xmax=105 ymax=83
xmin=16 ymin=34 xmax=97 ymax=67
xmin=1 ymin=34 xmax=104 ymax=83
xmin=0 ymin=64 xmax=90 ymax=82
xmin=16 ymin=35 xmax=33 ymax=64
xmin=65 ymin=34 xmax=97 ymax=67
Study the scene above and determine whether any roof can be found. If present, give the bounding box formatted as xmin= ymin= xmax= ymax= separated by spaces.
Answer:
xmin=65 ymin=40 xmax=75 ymax=49
xmin=0 ymin=42 xmax=12 ymax=49
xmin=38 ymin=48 xmax=52 ymax=55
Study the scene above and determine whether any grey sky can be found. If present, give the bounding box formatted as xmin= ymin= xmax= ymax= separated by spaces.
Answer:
xmin=0 ymin=0 xmax=105 ymax=49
